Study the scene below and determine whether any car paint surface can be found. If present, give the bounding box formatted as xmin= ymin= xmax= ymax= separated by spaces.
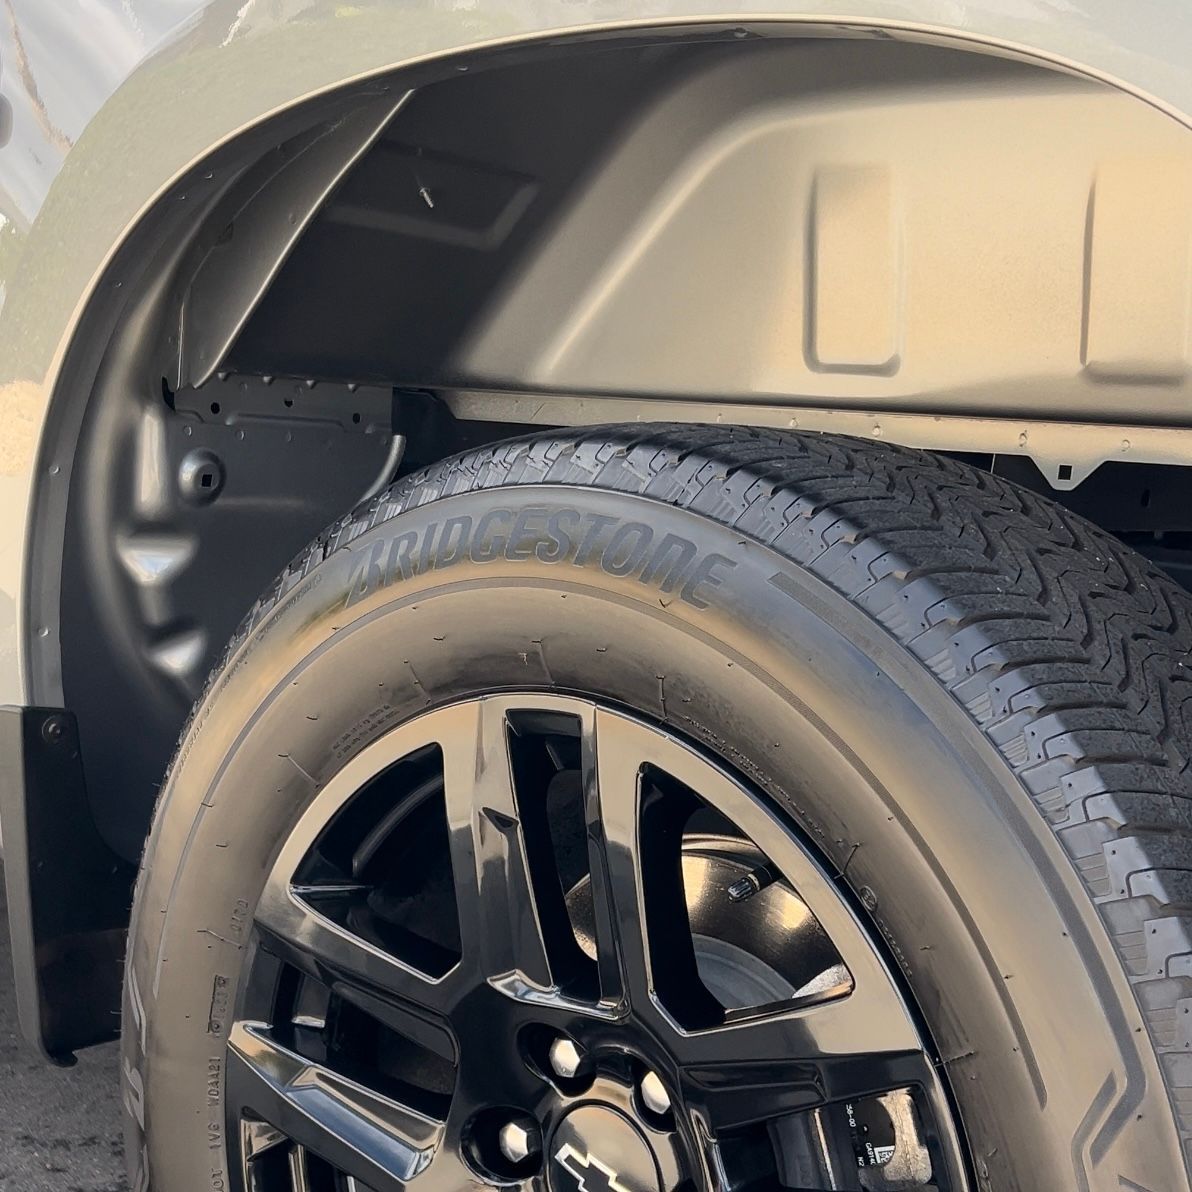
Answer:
xmin=0 ymin=0 xmax=1189 ymax=710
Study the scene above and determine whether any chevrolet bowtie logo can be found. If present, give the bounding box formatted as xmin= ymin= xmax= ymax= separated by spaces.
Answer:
xmin=554 ymin=1143 xmax=632 ymax=1192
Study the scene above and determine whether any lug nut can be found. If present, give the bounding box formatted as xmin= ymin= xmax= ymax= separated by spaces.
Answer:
xmin=497 ymin=1119 xmax=539 ymax=1164
xmin=548 ymin=1036 xmax=584 ymax=1079
xmin=640 ymin=1070 xmax=671 ymax=1115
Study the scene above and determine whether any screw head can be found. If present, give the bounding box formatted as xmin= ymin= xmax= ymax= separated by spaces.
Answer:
xmin=548 ymin=1037 xmax=583 ymax=1079
xmin=178 ymin=448 xmax=225 ymax=505
xmin=41 ymin=715 xmax=67 ymax=746
xmin=497 ymin=1119 xmax=538 ymax=1164
xmin=640 ymin=1070 xmax=671 ymax=1116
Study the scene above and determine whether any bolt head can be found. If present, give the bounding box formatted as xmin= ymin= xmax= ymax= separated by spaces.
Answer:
xmin=640 ymin=1070 xmax=671 ymax=1116
xmin=497 ymin=1120 xmax=537 ymax=1164
xmin=548 ymin=1037 xmax=583 ymax=1079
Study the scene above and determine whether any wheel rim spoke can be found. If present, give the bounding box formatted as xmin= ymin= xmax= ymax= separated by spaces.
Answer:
xmin=671 ymin=993 xmax=930 ymax=1131
xmin=585 ymin=709 xmax=724 ymax=1026
xmin=286 ymin=1146 xmax=312 ymax=1192
xmin=255 ymin=880 xmax=460 ymax=1026
xmin=675 ymin=956 xmax=922 ymax=1066
xmin=581 ymin=708 xmax=649 ymax=1008
xmin=439 ymin=698 xmax=559 ymax=991
xmin=228 ymin=1022 xmax=443 ymax=1192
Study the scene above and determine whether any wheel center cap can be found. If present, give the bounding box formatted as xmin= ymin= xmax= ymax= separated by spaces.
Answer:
xmin=549 ymin=1105 xmax=661 ymax=1192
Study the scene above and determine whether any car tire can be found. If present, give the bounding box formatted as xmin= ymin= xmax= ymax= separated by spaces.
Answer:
xmin=123 ymin=425 xmax=1192 ymax=1191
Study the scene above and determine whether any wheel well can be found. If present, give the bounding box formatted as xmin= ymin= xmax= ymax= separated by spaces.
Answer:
xmin=28 ymin=28 xmax=1192 ymax=862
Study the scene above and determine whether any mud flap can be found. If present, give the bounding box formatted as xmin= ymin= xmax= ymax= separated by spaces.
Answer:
xmin=0 ymin=706 xmax=135 ymax=1061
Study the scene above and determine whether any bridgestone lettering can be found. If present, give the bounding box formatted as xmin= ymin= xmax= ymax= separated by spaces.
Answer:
xmin=343 ymin=507 xmax=736 ymax=609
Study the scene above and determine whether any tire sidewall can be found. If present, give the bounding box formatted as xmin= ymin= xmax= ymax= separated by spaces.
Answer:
xmin=123 ymin=485 xmax=1183 ymax=1192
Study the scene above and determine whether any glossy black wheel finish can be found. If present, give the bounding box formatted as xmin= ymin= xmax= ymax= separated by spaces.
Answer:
xmin=228 ymin=695 xmax=968 ymax=1192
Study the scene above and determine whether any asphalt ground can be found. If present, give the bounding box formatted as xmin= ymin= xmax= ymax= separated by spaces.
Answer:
xmin=0 ymin=870 xmax=127 ymax=1190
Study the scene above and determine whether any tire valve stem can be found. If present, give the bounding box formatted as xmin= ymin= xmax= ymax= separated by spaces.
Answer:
xmin=727 ymin=864 xmax=776 ymax=903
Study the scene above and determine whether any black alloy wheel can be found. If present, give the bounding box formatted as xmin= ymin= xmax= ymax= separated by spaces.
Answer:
xmin=230 ymin=695 xmax=968 ymax=1192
